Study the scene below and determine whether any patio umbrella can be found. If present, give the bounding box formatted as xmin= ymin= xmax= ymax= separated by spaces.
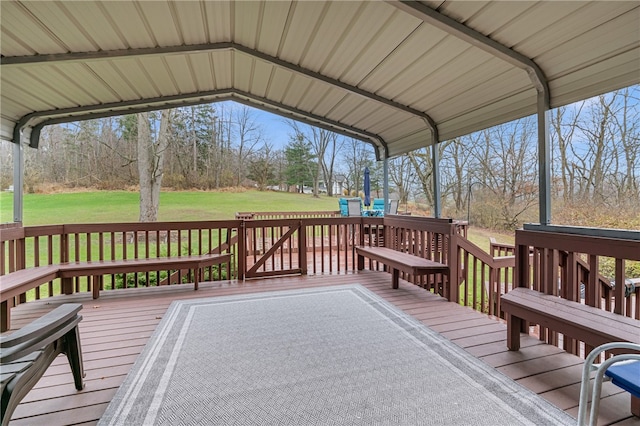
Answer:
xmin=363 ymin=167 xmax=371 ymax=207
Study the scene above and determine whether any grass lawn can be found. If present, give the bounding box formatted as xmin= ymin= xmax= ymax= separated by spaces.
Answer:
xmin=0 ymin=190 xmax=341 ymax=225
xmin=0 ymin=189 xmax=512 ymax=253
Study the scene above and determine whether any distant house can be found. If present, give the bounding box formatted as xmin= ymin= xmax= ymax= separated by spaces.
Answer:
xmin=318 ymin=174 xmax=346 ymax=196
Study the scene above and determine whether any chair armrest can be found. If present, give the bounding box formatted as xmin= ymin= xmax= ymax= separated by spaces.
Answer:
xmin=0 ymin=304 xmax=83 ymax=363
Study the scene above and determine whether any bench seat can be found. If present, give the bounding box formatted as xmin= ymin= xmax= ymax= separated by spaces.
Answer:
xmin=501 ymin=287 xmax=640 ymax=351
xmin=1 ymin=253 xmax=232 ymax=331
xmin=58 ymin=253 xmax=232 ymax=295
xmin=356 ymin=246 xmax=449 ymax=289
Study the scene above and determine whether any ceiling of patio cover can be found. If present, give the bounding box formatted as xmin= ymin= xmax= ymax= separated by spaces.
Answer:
xmin=1 ymin=1 xmax=638 ymax=159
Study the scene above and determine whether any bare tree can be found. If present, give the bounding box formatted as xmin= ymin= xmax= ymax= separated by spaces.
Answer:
xmin=611 ymin=87 xmax=639 ymax=200
xmin=247 ymin=143 xmax=277 ymax=190
xmin=287 ymin=121 xmax=341 ymax=197
xmin=234 ymin=106 xmax=262 ymax=186
xmin=551 ymin=104 xmax=581 ymax=202
xmin=388 ymin=155 xmax=414 ymax=205
xmin=408 ymin=140 xmax=463 ymax=213
xmin=341 ymin=138 xmax=373 ymax=196
xmin=472 ymin=118 xmax=538 ymax=229
xmin=138 ymin=110 xmax=171 ymax=222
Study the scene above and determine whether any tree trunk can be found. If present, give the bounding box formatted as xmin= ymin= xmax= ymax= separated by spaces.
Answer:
xmin=138 ymin=110 xmax=171 ymax=222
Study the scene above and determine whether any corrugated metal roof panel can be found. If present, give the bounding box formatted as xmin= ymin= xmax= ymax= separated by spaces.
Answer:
xmin=278 ymin=2 xmax=328 ymax=65
xmin=300 ymin=2 xmax=364 ymax=75
xmin=491 ymin=2 xmax=580 ymax=49
xmin=211 ymin=50 xmax=234 ymax=89
xmin=1 ymin=75 xmax=56 ymax=111
xmin=233 ymin=53 xmax=254 ymax=93
xmin=136 ymin=1 xmax=181 ymax=46
xmin=173 ymin=1 xmax=209 ymax=46
xmin=189 ymin=53 xmax=217 ymax=91
xmin=1 ymin=0 xmax=637 ymax=157
xmin=266 ymin=68 xmax=295 ymax=103
xmin=438 ymin=89 xmax=535 ymax=141
xmin=256 ymin=2 xmax=291 ymax=55
xmin=249 ymin=60 xmax=274 ymax=98
xmin=339 ymin=11 xmax=417 ymax=85
xmin=204 ymin=1 xmax=232 ymax=42
xmin=165 ymin=55 xmax=198 ymax=94
xmin=104 ymin=2 xmax=156 ymax=48
xmin=463 ymin=1 xmax=537 ymax=37
xmin=1 ymin=2 xmax=67 ymax=55
xmin=539 ymin=13 xmax=639 ymax=78
xmin=234 ymin=1 xmax=262 ymax=49
xmin=281 ymin=75 xmax=313 ymax=108
xmin=111 ymin=59 xmax=161 ymax=99
xmin=550 ymin=49 xmax=640 ymax=105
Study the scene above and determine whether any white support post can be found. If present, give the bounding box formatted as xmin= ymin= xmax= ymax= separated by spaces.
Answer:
xmin=432 ymin=143 xmax=441 ymax=218
xmin=13 ymin=139 xmax=24 ymax=223
xmin=383 ymin=157 xmax=389 ymax=212
xmin=537 ymin=92 xmax=551 ymax=225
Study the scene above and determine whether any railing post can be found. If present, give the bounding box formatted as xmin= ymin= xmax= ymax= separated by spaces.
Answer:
xmin=60 ymin=226 xmax=74 ymax=295
xmin=514 ymin=232 xmax=529 ymax=290
xmin=614 ymin=258 xmax=624 ymax=315
xmin=237 ymin=221 xmax=246 ymax=281
xmin=17 ymin=232 xmax=27 ymax=304
xmin=299 ymin=220 xmax=307 ymax=275
xmin=447 ymin=222 xmax=459 ymax=303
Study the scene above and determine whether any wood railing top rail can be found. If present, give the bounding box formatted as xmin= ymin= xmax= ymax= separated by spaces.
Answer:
xmin=236 ymin=211 xmax=341 ymax=220
xmin=517 ymin=228 xmax=640 ymax=261
xmin=383 ymin=216 xmax=455 ymax=234
xmin=523 ymin=223 xmax=640 ymax=241
xmin=457 ymin=236 xmax=515 ymax=269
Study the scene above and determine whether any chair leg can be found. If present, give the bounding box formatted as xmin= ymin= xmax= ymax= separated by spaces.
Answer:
xmin=63 ymin=327 xmax=85 ymax=390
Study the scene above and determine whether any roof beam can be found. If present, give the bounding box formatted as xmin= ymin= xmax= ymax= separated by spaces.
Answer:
xmin=20 ymin=88 xmax=387 ymax=160
xmin=3 ymin=41 xmax=437 ymax=146
xmin=388 ymin=0 xmax=549 ymax=106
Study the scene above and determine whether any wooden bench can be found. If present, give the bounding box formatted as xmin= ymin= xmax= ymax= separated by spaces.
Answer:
xmin=58 ymin=253 xmax=232 ymax=297
xmin=1 ymin=304 xmax=84 ymax=426
xmin=501 ymin=287 xmax=640 ymax=351
xmin=502 ymin=288 xmax=640 ymax=418
xmin=1 ymin=253 xmax=232 ymax=331
xmin=356 ymin=246 xmax=449 ymax=289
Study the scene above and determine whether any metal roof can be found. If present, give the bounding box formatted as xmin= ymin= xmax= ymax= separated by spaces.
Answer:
xmin=1 ymin=1 xmax=638 ymax=159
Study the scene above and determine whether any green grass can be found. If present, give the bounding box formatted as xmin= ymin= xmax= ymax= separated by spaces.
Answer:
xmin=0 ymin=190 xmax=341 ymax=225
xmin=1 ymin=189 xmax=512 ymax=257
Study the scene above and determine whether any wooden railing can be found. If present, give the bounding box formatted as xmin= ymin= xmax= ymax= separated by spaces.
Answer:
xmin=458 ymin=237 xmax=515 ymax=317
xmin=1 ymin=221 xmax=241 ymax=300
xmin=513 ymin=224 xmax=640 ymax=356
xmin=489 ymin=237 xmax=515 ymax=257
xmin=3 ymin=218 xmax=636 ymax=340
xmin=236 ymin=211 xmax=341 ymax=220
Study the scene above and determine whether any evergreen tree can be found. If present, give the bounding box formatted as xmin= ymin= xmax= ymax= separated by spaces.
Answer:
xmin=284 ymin=135 xmax=315 ymax=192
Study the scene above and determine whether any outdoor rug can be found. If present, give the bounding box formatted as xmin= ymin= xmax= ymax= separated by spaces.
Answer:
xmin=99 ymin=285 xmax=575 ymax=425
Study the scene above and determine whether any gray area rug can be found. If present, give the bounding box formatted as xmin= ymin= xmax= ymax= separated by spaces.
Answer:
xmin=99 ymin=285 xmax=575 ymax=425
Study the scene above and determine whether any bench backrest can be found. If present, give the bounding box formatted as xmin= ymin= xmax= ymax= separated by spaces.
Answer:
xmin=382 ymin=216 xmax=459 ymax=301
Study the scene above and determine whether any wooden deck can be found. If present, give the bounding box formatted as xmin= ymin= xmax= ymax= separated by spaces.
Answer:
xmin=5 ymin=272 xmax=638 ymax=425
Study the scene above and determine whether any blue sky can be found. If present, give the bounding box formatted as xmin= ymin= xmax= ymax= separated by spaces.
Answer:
xmin=219 ymin=100 xmax=295 ymax=149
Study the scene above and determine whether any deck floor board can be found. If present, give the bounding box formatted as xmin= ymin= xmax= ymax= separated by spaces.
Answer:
xmin=4 ymin=271 xmax=635 ymax=425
